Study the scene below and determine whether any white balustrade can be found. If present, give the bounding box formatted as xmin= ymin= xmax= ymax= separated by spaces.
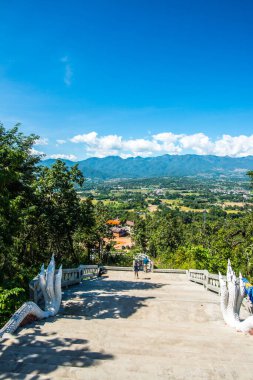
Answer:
xmin=29 ymin=264 xmax=99 ymax=304
xmin=188 ymin=269 xmax=226 ymax=294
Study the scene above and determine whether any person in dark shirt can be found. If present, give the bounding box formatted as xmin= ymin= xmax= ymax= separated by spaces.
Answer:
xmin=134 ymin=260 xmax=139 ymax=279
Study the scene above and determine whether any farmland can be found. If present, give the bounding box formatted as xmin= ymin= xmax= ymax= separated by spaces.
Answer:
xmin=78 ymin=176 xmax=252 ymax=217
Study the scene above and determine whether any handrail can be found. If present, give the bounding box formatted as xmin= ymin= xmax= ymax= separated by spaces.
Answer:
xmin=29 ymin=265 xmax=99 ymax=304
xmin=153 ymin=268 xmax=186 ymax=274
xmin=29 ymin=264 xmax=226 ymax=304
xmin=103 ymin=266 xmax=133 ymax=271
xmin=103 ymin=266 xmax=186 ymax=274
xmin=188 ymin=269 xmax=252 ymax=316
xmin=188 ymin=269 xmax=225 ymax=294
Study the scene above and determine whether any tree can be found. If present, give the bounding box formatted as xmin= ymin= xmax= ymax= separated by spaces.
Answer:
xmin=74 ymin=200 xmax=112 ymax=263
xmin=34 ymin=160 xmax=84 ymax=263
xmin=247 ymin=171 xmax=253 ymax=189
xmin=133 ymin=216 xmax=148 ymax=253
xmin=0 ymin=124 xmax=40 ymax=283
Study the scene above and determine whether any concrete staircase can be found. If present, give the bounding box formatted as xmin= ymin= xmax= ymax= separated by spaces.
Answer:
xmin=1 ymin=272 xmax=253 ymax=379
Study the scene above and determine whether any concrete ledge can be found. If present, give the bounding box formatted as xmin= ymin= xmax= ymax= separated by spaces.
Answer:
xmin=104 ymin=266 xmax=133 ymax=271
xmin=104 ymin=266 xmax=186 ymax=274
xmin=153 ymin=269 xmax=186 ymax=274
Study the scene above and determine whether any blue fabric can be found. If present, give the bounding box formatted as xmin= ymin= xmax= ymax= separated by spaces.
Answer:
xmin=242 ymin=278 xmax=253 ymax=304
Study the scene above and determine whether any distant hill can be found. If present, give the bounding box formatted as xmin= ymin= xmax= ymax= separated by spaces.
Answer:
xmin=41 ymin=154 xmax=253 ymax=179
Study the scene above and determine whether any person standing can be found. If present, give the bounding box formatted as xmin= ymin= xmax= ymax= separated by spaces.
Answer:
xmin=143 ymin=256 xmax=149 ymax=273
xmin=134 ymin=260 xmax=139 ymax=279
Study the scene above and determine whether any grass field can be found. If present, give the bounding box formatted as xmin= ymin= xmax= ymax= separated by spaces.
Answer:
xmin=223 ymin=201 xmax=245 ymax=207
xmin=161 ymin=199 xmax=179 ymax=205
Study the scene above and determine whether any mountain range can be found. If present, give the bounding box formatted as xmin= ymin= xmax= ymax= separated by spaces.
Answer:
xmin=41 ymin=154 xmax=253 ymax=179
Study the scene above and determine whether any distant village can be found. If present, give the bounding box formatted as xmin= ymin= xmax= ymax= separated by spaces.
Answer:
xmin=106 ymin=219 xmax=134 ymax=250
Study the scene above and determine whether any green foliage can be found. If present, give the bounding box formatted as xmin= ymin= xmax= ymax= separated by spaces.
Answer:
xmin=32 ymin=160 xmax=85 ymax=262
xmin=133 ymin=216 xmax=148 ymax=253
xmin=105 ymin=251 xmax=134 ymax=266
xmin=131 ymin=204 xmax=253 ymax=278
xmin=0 ymin=124 xmax=109 ymax=325
xmin=0 ymin=124 xmax=40 ymax=283
xmin=0 ymin=287 xmax=26 ymax=325
xmin=247 ymin=171 xmax=253 ymax=190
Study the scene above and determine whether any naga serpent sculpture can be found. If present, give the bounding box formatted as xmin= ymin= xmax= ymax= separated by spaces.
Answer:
xmin=0 ymin=255 xmax=62 ymax=340
xmin=219 ymin=260 xmax=253 ymax=334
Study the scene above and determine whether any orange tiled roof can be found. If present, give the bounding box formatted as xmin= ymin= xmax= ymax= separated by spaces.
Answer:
xmin=106 ymin=219 xmax=120 ymax=225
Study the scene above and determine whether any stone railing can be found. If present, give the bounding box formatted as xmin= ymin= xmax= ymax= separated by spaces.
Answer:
xmin=103 ymin=266 xmax=133 ymax=271
xmin=29 ymin=265 xmax=99 ymax=305
xmin=188 ymin=269 xmax=225 ymax=294
xmin=154 ymin=268 xmax=186 ymax=274
xmin=104 ymin=266 xmax=186 ymax=274
xmin=189 ymin=267 xmax=253 ymax=316
xmin=206 ymin=273 xmax=221 ymax=293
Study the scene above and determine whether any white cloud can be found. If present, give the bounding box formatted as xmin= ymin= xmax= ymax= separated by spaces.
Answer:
xmin=34 ymin=137 xmax=48 ymax=146
xmin=69 ymin=131 xmax=253 ymax=158
xmin=153 ymin=132 xmax=183 ymax=142
xmin=70 ymin=132 xmax=98 ymax=144
xmin=120 ymin=153 xmax=135 ymax=159
xmin=61 ymin=56 xmax=73 ymax=86
xmin=70 ymin=131 xmax=179 ymax=157
xmin=179 ymin=133 xmax=213 ymax=155
xmin=213 ymin=134 xmax=253 ymax=157
xmin=56 ymin=139 xmax=66 ymax=145
xmin=30 ymin=148 xmax=45 ymax=156
xmin=49 ymin=154 xmax=77 ymax=161
xmin=124 ymin=138 xmax=160 ymax=152
xmin=99 ymin=135 xmax=122 ymax=149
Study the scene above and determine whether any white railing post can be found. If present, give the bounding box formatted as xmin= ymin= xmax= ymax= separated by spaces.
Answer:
xmin=204 ymin=270 xmax=209 ymax=289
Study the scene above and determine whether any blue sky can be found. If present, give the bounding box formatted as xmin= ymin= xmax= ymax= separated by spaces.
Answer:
xmin=1 ymin=0 xmax=253 ymax=159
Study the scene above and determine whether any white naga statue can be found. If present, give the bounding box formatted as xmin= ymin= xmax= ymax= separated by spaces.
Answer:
xmin=0 ymin=255 xmax=62 ymax=340
xmin=219 ymin=260 xmax=253 ymax=334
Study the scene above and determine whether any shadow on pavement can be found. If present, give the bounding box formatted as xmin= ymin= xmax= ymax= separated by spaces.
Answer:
xmin=61 ymin=293 xmax=155 ymax=319
xmin=63 ymin=277 xmax=165 ymax=295
xmin=60 ymin=277 xmax=164 ymax=319
xmin=0 ymin=328 xmax=113 ymax=379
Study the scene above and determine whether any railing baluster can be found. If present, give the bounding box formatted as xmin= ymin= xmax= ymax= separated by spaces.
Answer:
xmin=29 ymin=264 xmax=99 ymax=302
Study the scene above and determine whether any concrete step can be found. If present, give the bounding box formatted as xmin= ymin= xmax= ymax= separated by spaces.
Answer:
xmin=0 ymin=333 xmax=88 ymax=346
xmin=0 ymin=348 xmax=111 ymax=368
xmin=2 ymin=338 xmax=251 ymax=358
xmin=0 ymin=356 xmax=253 ymax=380
xmin=0 ymin=373 xmax=63 ymax=380
xmin=1 ymin=343 xmax=253 ymax=365
xmin=12 ymin=328 xmax=253 ymax=351
xmin=18 ymin=321 xmax=233 ymax=338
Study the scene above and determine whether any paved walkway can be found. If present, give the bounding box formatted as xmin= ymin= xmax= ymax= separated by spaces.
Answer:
xmin=1 ymin=271 xmax=253 ymax=379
